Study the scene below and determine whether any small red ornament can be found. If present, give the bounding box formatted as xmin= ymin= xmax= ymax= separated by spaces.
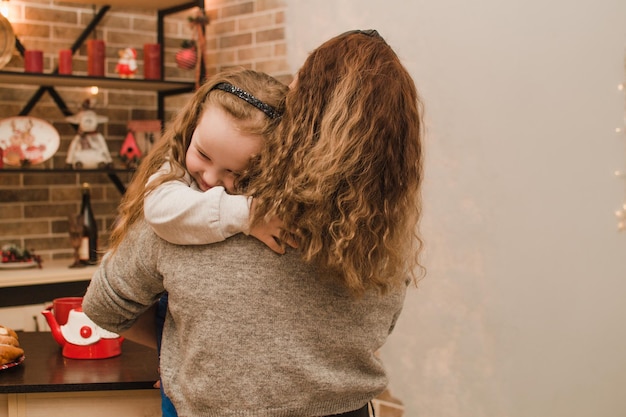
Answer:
xmin=80 ymin=326 xmax=92 ymax=339
xmin=175 ymin=41 xmax=197 ymax=71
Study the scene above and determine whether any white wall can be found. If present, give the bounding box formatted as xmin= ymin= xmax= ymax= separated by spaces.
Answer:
xmin=285 ymin=1 xmax=626 ymax=416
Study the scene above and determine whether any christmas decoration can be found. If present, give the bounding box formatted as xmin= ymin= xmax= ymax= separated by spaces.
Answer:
xmin=175 ymin=40 xmax=198 ymax=70
xmin=174 ymin=7 xmax=209 ymax=88
xmin=115 ymin=47 xmax=138 ymax=79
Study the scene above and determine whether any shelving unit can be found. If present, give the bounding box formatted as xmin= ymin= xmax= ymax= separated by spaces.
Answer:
xmin=0 ymin=0 xmax=202 ymax=119
xmin=0 ymin=0 xmax=205 ymax=193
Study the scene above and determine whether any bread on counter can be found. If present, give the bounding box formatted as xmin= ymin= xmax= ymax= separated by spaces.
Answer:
xmin=0 ymin=325 xmax=24 ymax=365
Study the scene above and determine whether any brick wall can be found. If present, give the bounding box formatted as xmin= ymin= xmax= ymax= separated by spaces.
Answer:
xmin=0 ymin=0 xmax=290 ymax=261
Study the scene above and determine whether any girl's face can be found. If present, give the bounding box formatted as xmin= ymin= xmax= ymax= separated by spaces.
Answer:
xmin=186 ymin=104 xmax=262 ymax=193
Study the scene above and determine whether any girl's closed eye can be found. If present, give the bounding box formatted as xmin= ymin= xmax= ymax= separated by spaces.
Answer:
xmin=197 ymin=149 xmax=211 ymax=161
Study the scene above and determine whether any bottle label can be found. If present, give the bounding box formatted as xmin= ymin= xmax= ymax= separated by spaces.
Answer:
xmin=78 ymin=237 xmax=89 ymax=261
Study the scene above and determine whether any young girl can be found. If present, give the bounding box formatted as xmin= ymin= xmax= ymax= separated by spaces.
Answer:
xmin=108 ymin=67 xmax=289 ymax=417
xmin=141 ymin=78 xmax=292 ymax=252
xmin=110 ymin=67 xmax=289 ymax=253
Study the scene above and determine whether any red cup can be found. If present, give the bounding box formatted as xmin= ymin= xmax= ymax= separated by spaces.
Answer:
xmin=143 ymin=43 xmax=161 ymax=80
xmin=87 ymin=39 xmax=105 ymax=77
xmin=24 ymin=50 xmax=44 ymax=73
xmin=58 ymin=49 xmax=72 ymax=75
xmin=50 ymin=297 xmax=83 ymax=325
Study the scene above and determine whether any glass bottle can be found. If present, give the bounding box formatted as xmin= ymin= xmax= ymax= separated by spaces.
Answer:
xmin=78 ymin=182 xmax=98 ymax=265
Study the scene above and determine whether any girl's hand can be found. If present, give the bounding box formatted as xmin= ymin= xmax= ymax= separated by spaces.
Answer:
xmin=249 ymin=199 xmax=297 ymax=254
xmin=249 ymin=215 xmax=297 ymax=254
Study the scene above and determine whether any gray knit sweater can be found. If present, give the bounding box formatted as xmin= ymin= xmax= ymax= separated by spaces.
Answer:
xmin=83 ymin=220 xmax=407 ymax=417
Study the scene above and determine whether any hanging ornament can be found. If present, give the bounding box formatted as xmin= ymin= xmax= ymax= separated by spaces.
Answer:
xmin=188 ymin=8 xmax=209 ymax=89
xmin=175 ymin=40 xmax=198 ymax=70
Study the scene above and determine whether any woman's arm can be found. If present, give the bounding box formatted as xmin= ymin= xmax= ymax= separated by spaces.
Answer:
xmin=82 ymin=223 xmax=165 ymax=334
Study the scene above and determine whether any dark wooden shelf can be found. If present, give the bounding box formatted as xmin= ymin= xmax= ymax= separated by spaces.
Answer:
xmin=0 ymin=71 xmax=194 ymax=93
xmin=62 ymin=0 xmax=198 ymax=10
xmin=0 ymin=168 xmax=135 ymax=194
xmin=0 ymin=168 xmax=135 ymax=174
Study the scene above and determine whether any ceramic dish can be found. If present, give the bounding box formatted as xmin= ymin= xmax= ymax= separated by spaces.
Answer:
xmin=0 ymin=355 xmax=25 ymax=371
xmin=0 ymin=14 xmax=15 ymax=70
xmin=0 ymin=116 xmax=60 ymax=166
xmin=0 ymin=260 xmax=37 ymax=269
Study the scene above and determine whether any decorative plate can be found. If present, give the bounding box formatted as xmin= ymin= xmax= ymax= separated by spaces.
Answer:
xmin=0 ymin=116 xmax=60 ymax=166
xmin=0 ymin=260 xmax=37 ymax=269
xmin=0 ymin=355 xmax=25 ymax=371
xmin=0 ymin=14 xmax=15 ymax=70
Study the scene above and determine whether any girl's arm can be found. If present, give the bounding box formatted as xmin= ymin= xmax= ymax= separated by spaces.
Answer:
xmin=145 ymin=168 xmax=292 ymax=252
xmin=145 ymin=176 xmax=251 ymax=245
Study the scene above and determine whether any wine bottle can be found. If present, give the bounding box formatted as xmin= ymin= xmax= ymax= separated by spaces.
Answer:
xmin=78 ymin=182 xmax=98 ymax=265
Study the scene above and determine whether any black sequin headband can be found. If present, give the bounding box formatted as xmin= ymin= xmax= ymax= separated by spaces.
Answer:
xmin=211 ymin=82 xmax=281 ymax=119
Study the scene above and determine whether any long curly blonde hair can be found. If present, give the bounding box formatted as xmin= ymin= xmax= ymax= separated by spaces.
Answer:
xmin=109 ymin=68 xmax=288 ymax=250
xmin=249 ymin=30 xmax=425 ymax=295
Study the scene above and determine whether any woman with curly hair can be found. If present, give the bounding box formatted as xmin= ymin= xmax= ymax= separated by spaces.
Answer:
xmin=248 ymin=29 xmax=423 ymax=296
xmin=84 ymin=29 xmax=424 ymax=417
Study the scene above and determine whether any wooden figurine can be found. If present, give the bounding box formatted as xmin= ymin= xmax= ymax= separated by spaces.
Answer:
xmin=65 ymin=100 xmax=113 ymax=169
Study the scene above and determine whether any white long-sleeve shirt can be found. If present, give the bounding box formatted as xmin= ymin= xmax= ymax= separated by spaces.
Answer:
xmin=144 ymin=164 xmax=251 ymax=245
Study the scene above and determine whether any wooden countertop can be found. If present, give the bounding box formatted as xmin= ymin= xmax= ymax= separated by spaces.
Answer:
xmin=0 ymin=332 xmax=159 ymax=393
xmin=0 ymin=260 xmax=94 ymax=288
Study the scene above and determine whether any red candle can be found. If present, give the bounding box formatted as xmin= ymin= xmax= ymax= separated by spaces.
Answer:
xmin=24 ymin=50 xmax=44 ymax=73
xmin=87 ymin=39 xmax=105 ymax=77
xmin=59 ymin=49 xmax=72 ymax=75
xmin=143 ymin=43 xmax=161 ymax=80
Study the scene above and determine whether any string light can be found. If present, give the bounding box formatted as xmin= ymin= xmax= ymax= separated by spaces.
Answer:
xmin=616 ymin=64 xmax=626 ymax=232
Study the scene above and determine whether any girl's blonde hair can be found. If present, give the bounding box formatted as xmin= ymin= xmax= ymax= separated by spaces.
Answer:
xmin=109 ymin=68 xmax=288 ymax=250
xmin=249 ymin=30 xmax=425 ymax=295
